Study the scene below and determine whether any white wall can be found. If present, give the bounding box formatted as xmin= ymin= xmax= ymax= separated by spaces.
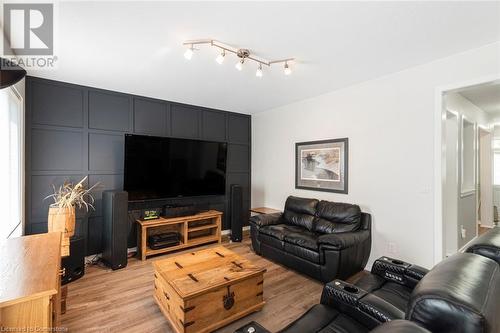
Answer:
xmin=252 ymin=42 xmax=500 ymax=269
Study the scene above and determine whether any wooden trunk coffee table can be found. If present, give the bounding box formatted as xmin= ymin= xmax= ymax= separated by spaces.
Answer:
xmin=153 ymin=246 xmax=266 ymax=333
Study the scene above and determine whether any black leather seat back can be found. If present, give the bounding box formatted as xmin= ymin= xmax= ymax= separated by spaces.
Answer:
xmin=313 ymin=200 xmax=361 ymax=234
xmin=407 ymin=253 xmax=500 ymax=333
xmin=282 ymin=196 xmax=318 ymax=231
xmin=466 ymin=227 xmax=500 ymax=265
xmin=360 ymin=213 xmax=371 ymax=231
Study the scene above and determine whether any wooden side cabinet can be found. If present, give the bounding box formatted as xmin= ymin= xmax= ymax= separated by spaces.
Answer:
xmin=0 ymin=232 xmax=62 ymax=330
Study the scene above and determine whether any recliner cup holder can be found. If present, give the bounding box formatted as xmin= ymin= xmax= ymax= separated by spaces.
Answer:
xmin=343 ymin=285 xmax=359 ymax=293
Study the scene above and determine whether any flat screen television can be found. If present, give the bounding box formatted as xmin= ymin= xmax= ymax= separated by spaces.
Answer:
xmin=124 ymin=134 xmax=227 ymax=201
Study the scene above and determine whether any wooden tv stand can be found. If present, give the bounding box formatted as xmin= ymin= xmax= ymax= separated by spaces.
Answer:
xmin=136 ymin=210 xmax=222 ymax=260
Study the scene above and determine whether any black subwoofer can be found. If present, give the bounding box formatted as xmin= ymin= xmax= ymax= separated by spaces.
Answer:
xmin=230 ymin=184 xmax=243 ymax=242
xmin=102 ymin=190 xmax=129 ymax=270
xmin=61 ymin=236 xmax=85 ymax=285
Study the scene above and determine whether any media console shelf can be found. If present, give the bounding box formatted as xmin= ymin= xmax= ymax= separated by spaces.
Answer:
xmin=136 ymin=210 xmax=222 ymax=260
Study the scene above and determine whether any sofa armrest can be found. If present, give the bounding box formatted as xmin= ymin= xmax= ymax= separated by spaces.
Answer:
xmin=320 ymin=280 xmax=404 ymax=329
xmin=318 ymin=229 xmax=370 ymax=250
xmin=371 ymin=256 xmax=429 ymax=289
xmin=249 ymin=212 xmax=282 ymax=227
xmin=320 ymin=280 xmax=367 ymax=309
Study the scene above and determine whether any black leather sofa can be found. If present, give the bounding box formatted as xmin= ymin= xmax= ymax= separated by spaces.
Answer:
xmin=277 ymin=251 xmax=500 ymax=333
xmin=249 ymin=196 xmax=371 ymax=282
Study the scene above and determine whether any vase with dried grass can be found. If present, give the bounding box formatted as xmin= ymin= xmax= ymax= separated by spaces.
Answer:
xmin=45 ymin=176 xmax=98 ymax=255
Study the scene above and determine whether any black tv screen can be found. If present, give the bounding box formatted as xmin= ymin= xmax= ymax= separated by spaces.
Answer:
xmin=124 ymin=134 xmax=227 ymax=201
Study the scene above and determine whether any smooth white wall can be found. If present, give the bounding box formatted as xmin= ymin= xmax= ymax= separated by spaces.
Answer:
xmin=252 ymin=42 xmax=500 ymax=269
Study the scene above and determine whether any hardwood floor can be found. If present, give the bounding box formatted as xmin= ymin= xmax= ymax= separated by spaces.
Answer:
xmin=478 ymin=224 xmax=491 ymax=236
xmin=61 ymin=238 xmax=365 ymax=333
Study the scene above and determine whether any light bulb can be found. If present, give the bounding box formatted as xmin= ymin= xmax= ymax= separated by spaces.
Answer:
xmin=215 ymin=50 xmax=225 ymax=64
xmin=256 ymin=64 xmax=263 ymax=78
xmin=184 ymin=46 xmax=194 ymax=60
xmin=284 ymin=62 xmax=292 ymax=75
xmin=235 ymin=59 xmax=244 ymax=71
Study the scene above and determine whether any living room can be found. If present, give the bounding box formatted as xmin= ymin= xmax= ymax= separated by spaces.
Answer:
xmin=1 ymin=2 xmax=500 ymax=333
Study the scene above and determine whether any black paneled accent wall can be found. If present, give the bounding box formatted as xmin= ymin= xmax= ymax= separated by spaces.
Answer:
xmin=25 ymin=76 xmax=251 ymax=255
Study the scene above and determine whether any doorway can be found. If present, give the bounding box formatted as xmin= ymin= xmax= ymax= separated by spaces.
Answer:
xmin=440 ymin=79 xmax=500 ymax=260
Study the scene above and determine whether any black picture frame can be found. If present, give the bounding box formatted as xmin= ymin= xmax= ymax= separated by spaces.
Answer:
xmin=295 ymin=138 xmax=349 ymax=194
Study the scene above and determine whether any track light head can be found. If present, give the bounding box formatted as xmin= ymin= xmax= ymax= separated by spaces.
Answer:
xmin=184 ymin=45 xmax=194 ymax=60
xmin=256 ymin=64 xmax=263 ymax=78
xmin=235 ymin=59 xmax=244 ymax=71
xmin=215 ymin=49 xmax=225 ymax=64
xmin=284 ymin=62 xmax=292 ymax=75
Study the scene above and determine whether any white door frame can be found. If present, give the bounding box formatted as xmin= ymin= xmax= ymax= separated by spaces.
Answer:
xmin=477 ymin=126 xmax=493 ymax=228
xmin=434 ymin=74 xmax=500 ymax=264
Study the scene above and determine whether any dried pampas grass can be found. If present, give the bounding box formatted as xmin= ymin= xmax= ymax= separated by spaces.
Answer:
xmin=45 ymin=176 xmax=99 ymax=212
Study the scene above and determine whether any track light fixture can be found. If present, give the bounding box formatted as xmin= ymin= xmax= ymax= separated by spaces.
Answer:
xmin=184 ymin=44 xmax=194 ymax=60
xmin=256 ymin=64 xmax=263 ymax=78
xmin=284 ymin=62 xmax=292 ymax=75
xmin=235 ymin=59 xmax=244 ymax=71
xmin=183 ymin=39 xmax=295 ymax=77
xmin=215 ymin=49 xmax=225 ymax=64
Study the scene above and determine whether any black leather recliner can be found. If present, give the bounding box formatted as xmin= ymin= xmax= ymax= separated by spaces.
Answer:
xmin=351 ymin=256 xmax=429 ymax=313
xmin=343 ymin=226 xmax=500 ymax=318
xmin=278 ymin=252 xmax=500 ymax=333
xmin=249 ymin=196 xmax=372 ymax=282
xmin=465 ymin=226 xmax=500 ymax=265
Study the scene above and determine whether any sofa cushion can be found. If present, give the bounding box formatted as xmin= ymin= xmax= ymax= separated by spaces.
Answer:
xmin=372 ymin=282 xmax=411 ymax=312
xmin=284 ymin=231 xmax=319 ymax=251
xmin=284 ymin=243 xmax=320 ymax=263
xmin=319 ymin=313 xmax=370 ymax=333
xmin=283 ymin=196 xmax=319 ymax=231
xmin=313 ymin=201 xmax=361 ymax=234
xmin=354 ymin=272 xmax=411 ymax=312
xmin=259 ymin=233 xmax=285 ymax=250
xmin=259 ymin=224 xmax=304 ymax=241
xmin=278 ymin=304 xmax=340 ymax=333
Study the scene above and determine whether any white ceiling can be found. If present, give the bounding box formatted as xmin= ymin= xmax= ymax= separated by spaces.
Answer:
xmin=459 ymin=82 xmax=500 ymax=114
xmin=29 ymin=1 xmax=500 ymax=114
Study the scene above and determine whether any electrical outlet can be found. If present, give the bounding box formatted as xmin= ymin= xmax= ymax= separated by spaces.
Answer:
xmin=461 ymin=226 xmax=467 ymax=239
xmin=387 ymin=242 xmax=397 ymax=255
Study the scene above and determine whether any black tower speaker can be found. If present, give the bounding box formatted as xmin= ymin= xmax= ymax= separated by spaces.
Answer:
xmin=61 ymin=236 xmax=85 ymax=285
xmin=230 ymin=184 xmax=243 ymax=242
xmin=102 ymin=190 xmax=129 ymax=270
